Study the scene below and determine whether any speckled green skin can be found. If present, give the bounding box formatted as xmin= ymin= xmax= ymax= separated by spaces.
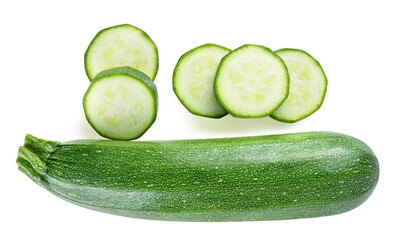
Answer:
xmin=16 ymin=132 xmax=379 ymax=221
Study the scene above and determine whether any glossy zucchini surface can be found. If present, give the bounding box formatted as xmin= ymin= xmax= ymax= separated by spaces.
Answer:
xmin=17 ymin=132 xmax=379 ymax=221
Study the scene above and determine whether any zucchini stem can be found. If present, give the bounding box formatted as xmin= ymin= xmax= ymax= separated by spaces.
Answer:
xmin=16 ymin=134 xmax=59 ymax=176
xmin=16 ymin=157 xmax=48 ymax=188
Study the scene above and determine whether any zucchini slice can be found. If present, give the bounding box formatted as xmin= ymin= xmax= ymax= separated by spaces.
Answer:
xmin=83 ymin=67 xmax=158 ymax=140
xmin=173 ymin=44 xmax=230 ymax=118
xmin=271 ymin=49 xmax=328 ymax=122
xmin=85 ymin=24 xmax=159 ymax=81
xmin=214 ymin=44 xmax=289 ymax=118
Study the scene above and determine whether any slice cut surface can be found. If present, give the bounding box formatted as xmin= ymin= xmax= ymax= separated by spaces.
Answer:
xmin=271 ymin=49 xmax=327 ymax=122
xmin=83 ymin=67 xmax=158 ymax=140
xmin=214 ymin=44 xmax=289 ymax=118
xmin=173 ymin=44 xmax=230 ymax=118
xmin=85 ymin=24 xmax=159 ymax=81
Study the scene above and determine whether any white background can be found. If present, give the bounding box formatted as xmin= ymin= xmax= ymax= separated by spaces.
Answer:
xmin=1 ymin=0 xmax=402 ymax=239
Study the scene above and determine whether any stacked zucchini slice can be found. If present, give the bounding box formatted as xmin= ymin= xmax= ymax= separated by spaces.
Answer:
xmin=83 ymin=24 xmax=159 ymax=140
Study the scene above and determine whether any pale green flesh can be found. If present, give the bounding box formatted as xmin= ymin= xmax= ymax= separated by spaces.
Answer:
xmin=84 ymin=75 xmax=156 ymax=140
xmin=215 ymin=45 xmax=289 ymax=117
xmin=173 ymin=44 xmax=230 ymax=118
xmin=85 ymin=25 xmax=158 ymax=80
xmin=271 ymin=49 xmax=327 ymax=122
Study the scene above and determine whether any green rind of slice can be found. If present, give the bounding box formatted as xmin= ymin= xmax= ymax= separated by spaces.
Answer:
xmin=271 ymin=48 xmax=328 ymax=123
xmin=173 ymin=43 xmax=231 ymax=118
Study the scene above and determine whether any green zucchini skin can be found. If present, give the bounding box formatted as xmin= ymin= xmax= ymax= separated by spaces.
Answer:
xmin=17 ymin=132 xmax=379 ymax=221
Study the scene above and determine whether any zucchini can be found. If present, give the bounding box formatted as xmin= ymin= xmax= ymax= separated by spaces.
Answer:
xmin=173 ymin=44 xmax=230 ymax=118
xmin=271 ymin=49 xmax=328 ymax=122
xmin=85 ymin=24 xmax=159 ymax=81
xmin=17 ymin=132 xmax=379 ymax=222
xmin=83 ymin=67 xmax=158 ymax=140
xmin=214 ymin=44 xmax=289 ymax=118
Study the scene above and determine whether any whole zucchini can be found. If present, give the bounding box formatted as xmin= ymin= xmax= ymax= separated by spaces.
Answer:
xmin=17 ymin=132 xmax=379 ymax=221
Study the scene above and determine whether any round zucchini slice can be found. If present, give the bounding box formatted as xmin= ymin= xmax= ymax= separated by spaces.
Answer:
xmin=85 ymin=24 xmax=159 ymax=81
xmin=173 ymin=44 xmax=230 ymax=118
xmin=83 ymin=67 xmax=158 ymax=140
xmin=214 ymin=44 xmax=289 ymax=118
xmin=271 ymin=49 xmax=328 ymax=122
